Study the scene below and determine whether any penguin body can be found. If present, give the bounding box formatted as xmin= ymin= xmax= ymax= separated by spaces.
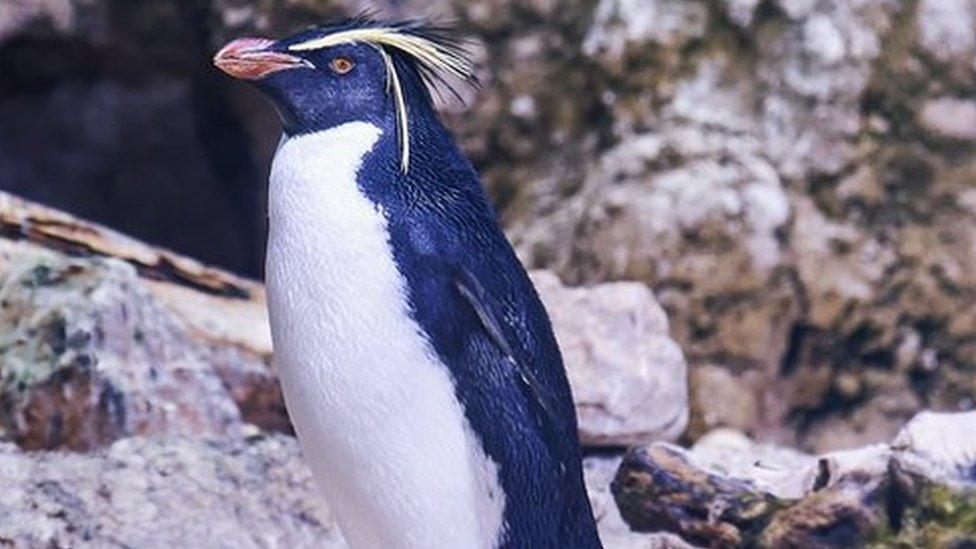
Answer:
xmin=267 ymin=121 xmax=506 ymax=548
xmin=216 ymin=17 xmax=602 ymax=549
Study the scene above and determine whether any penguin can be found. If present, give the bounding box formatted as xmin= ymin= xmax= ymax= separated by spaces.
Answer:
xmin=214 ymin=16 xmax=602 ymax=549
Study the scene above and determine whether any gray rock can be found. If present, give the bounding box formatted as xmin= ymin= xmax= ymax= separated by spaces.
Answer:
xmin=0 ymin=252 xmax=245 ymax=450
xmin=722 ymin=0 xmax=761 ymax=27
xmin=583 ymin=0 xmax=709 ymax=58
xmin=0 ymin=435 xmax=347 ymax=548
xmin=0 ymin=433 xmax=697 ymax=549
xmin=916 ymin=0 xmax=976 ymax=64
xmin=0 ymin=191 xmax=289 ymax=450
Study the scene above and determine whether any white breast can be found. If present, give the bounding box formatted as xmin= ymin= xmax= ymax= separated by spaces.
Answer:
xmin=265 ymin=122 xmax=505 ymax=549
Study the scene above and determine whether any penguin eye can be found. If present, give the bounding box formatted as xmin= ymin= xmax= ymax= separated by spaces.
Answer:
xmin=329 ymin=57 xmax=355 ymax=75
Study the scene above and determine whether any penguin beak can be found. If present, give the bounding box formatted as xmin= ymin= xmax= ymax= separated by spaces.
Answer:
xmin=214 ymin=37 xmax=310 ymax=80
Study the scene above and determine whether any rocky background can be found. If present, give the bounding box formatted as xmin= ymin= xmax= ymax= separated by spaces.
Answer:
xmin=1 ymin=0 xmax=976 ymax=547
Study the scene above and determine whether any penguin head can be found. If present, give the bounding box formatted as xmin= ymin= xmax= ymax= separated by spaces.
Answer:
xmin=214 ymin=16 xmax=476 ymax=170
xmin=214 ymin=36 xmax=391 ymax=134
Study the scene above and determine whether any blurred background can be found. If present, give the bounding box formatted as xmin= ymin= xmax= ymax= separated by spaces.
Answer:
xmin=1 ymin=0 xmax=975 ymax=455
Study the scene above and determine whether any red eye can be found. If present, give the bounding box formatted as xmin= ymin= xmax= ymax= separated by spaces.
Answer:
xmin=330 ymin=57 xmax=355 ymax=74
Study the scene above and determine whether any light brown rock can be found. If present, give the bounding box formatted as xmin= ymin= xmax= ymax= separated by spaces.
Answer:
xmin=502 ymin=0 xmax=976 ymax=451
xmin=918 ymin=97 xmax=976 ymax=141
xmin=533 ymin=271 xmax=689 ymax=445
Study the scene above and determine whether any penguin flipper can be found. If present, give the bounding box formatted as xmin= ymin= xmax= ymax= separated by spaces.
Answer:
xmin=454 ymin=268 xmax=559 ymax=422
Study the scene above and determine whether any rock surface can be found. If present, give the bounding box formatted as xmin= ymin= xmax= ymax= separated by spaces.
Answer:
xmin=0 ymin=435 xmax=346 ymax=548
xmin=0 ymin=192 xmax=286 ymax=450
xmin=0 ymin=433 xmax=701 ymax=549
xmin=613 ymin=410 xmax=976 ymax=547
xmin=0 ymin=253 xmax=244 ymax=450
xmin=502 ymin=0 xmax=976 ymax=451
xmin=533 ymin=271 xmax=688 ymax=446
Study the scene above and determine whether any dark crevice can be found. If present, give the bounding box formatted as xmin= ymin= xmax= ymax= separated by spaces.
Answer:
xmin=177 ymin=0 xmax=265 ymax=276
xmin=0 ymin=0 xmax=270 ymax=277
xmin=779 ymin=323 xmax=809 ymax=376
xmin=581 ymin=445 xmax=628 ymax=458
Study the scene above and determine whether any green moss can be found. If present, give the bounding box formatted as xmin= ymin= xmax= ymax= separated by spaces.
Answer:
xmin=0 ymin=259 xmax=101 ymax=394
xmin=869 ymin=485 xmax=976 ymax=547
xmin=19 ymin=264 xmax=57 ymax=289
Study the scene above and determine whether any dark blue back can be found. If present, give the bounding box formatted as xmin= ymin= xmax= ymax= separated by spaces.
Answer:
xmin=351 ymin=90 xmax=601 ymax=547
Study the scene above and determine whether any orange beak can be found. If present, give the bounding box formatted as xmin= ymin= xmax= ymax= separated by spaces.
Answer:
xmin=213 ymin=37 xmax=310 ymax=80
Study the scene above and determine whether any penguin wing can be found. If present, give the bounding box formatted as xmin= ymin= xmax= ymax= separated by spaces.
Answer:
xmin=454 ymin=266 xmax=559 ymax=423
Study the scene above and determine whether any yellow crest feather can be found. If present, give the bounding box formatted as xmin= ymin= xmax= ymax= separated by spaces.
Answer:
xmin=287 ymin=25 xmax=475 ymax=172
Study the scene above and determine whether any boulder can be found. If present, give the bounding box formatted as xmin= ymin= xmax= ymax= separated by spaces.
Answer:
xmin=0 ymin=192 xmax=283 ymax=450
xmin=0 ymin=253 xmax=244 ymax=450
xmin=533 ymin=271 xmax=688 ymax=446
xmin=501 ymin=0 xmax=976 ymax=452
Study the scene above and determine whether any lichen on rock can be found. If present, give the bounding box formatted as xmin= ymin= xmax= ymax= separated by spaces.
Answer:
xmin=0 ymin=252 xmax=245 ymax=450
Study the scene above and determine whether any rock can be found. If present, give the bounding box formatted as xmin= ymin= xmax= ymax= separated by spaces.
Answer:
xmin=0 ymin=191 xmax=284 ymax=449
xmin=689 ymin=428 xmax=817 ymax=499
xmin=613 ymin=410 xmax=976 ymax=547
xmin=583 ymin=0 xmax=709 ymax=59
xmin=505 ymin=0 xmax=976 ymax=452
xmin=0 ymin=434 xmax=346 ymax=548
xmin=584 ymin=456 xmax=698 ymax=548
xmin=0 ymin=253 xmax=245 ymax=450
xmin=533 ymin=271 xmax=688 ymax=446
xmin=916 ymin=0 xmax=976 ymax=65
xmin=687 ymin=365 xmax=761 ymax=438
xmin=918 ymin=97 xmax=976 ymax=141
xmin=722 ymin=0 xmax=761 ymax=27
xmin=0 ymin=435 xmax=694 ymax=549
xmin=891 ymin=410 xmax=976 ymax=486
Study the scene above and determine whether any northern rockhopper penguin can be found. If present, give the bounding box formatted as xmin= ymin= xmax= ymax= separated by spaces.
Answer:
xmin=214 ymin=16 xmax=602 ymax=549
